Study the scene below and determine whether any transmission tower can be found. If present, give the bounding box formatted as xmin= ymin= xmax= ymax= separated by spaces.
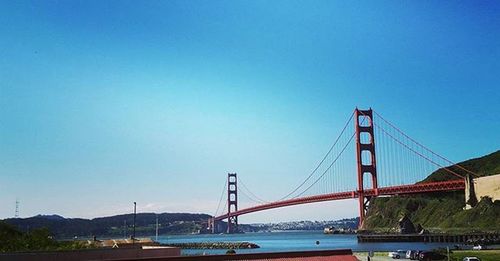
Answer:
xmin=15 ymin=199 xmax=19 ymax=218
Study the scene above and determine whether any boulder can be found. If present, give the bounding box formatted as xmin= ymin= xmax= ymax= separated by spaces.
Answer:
xmin=398 ymin=215 xmax=416 ymax=234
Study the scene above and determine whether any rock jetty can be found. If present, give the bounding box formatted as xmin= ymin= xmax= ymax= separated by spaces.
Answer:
xmin=161 ymin=241 xmax=259 ymax=249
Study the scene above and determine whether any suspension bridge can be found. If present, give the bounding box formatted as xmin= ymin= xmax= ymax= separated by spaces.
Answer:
xmin=209 ymin=108 xmax=477 ymax=233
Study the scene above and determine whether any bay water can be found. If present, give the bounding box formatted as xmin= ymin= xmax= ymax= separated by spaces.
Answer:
xmin=157 ymin=231 xmax=462 ymax=255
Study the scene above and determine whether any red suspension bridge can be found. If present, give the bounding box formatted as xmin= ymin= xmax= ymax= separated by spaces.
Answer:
xmin=209 ymin=108 xmax=477 ymax=233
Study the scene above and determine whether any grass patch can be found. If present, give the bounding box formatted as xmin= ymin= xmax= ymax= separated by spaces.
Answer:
xmin=451 ymin=250 xmax=500 ymax=261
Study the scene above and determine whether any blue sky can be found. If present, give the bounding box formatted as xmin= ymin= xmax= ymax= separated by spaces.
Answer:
xmin=1 ymin=1 xmax=499 ymax=222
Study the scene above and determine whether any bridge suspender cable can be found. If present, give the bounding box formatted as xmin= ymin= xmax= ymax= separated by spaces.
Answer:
xmin=374 ymin=124 xmax=465 ymax=179
xmin=222 ymin=111 xmax=357 ymax=204
xmin=222 ymin=111 xmax=356 ymax=206
xmin=292 ymin=130 xmax=356 ymax=198
xmin=291 ymin=113 xmax=367 ymax=198
xmin=373 ymin=111 xmax=479 ymax=178
xmin=213 ymin=108 xmax=470 ymax=222
xmin=214 ymin=179 xmax=227 ymax=217
xmin=217 ymin=108 xmax=475 ymax=216
xmin=238 ymin=177 xmax=269 ymax=204
xmin=359 ymin=109 xmax=477 ymax=180
xmin=277 ymin=111 xmax=356 ymax=201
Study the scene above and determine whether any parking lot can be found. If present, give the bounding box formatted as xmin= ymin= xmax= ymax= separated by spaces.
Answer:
xmin=354 ymin=252 xmax=396 ymax=261
xmin=355 ymin=250 xmax=500 ymax=261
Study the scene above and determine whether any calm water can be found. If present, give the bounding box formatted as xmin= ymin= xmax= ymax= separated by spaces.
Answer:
xmin=156 ymin=231 xmax=462 ymax=255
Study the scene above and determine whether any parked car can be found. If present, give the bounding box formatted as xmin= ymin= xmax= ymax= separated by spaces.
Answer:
xmin=414 ymin=250 xmax=424 ymax=260
xmin=389 ymin=250 xmax=407 ymax=259
xmin=463 ymin=257 xmax=481 ymax=261
xmin=406 ymin=250 xmax=418 ymax=260
xmin=418 ymin=251 xmax=446 ymax=261
xmin=472 ymin=245 xmax=483 ymax=250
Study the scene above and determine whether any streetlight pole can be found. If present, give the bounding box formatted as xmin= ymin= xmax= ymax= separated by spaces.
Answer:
xmin=124 ymin=220 xmax=127 ymax=239
xmin=133 ymin=202 xmax=136 ymax=243
xmin=155 ymin=215 xmax=159 ymax=242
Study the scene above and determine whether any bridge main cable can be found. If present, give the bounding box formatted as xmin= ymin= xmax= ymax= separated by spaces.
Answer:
xmin=238 ymin=177 xmax=269 ymax=204
xmin=213 ymin=108 xmax=470 ymax=223
xmin=369 ymin=110 xmax=477 ymax=179
xmin=292 ymin=128 xmax=356 ymax=198
xmin=213 ymin=179 xmax=227 ymax=217
xmin=277 ymin=111 xmax=356 ymax=201
xmin=373 ymin=111 xmax=479 ymax=178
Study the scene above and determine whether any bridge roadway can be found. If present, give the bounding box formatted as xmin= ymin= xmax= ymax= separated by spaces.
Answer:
xmin=213 ymin=179 xmax=465 ymax=221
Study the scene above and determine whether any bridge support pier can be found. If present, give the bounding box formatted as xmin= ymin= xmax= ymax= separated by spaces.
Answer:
xmin=227 ymin=173 xmax=238 ymax=233
xmin=355 ymin=108 xmax=378 ymax=229
xmin=208 ymin=217 xmax=216 ymax=234
xmin=208 ymin=218 xmax=224 ymax=234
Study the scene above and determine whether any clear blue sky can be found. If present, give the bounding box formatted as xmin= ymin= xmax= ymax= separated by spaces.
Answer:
xmin=1 ymin=1 xmax=499 ymax=222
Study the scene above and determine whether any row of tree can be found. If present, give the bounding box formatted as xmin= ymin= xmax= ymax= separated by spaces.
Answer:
xmin=0 ymin=221 xmax=91 ymax=253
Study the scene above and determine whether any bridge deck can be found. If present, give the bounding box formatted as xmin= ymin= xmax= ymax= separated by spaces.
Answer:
xmin=213 ymin=179 xmax=465 ymax=221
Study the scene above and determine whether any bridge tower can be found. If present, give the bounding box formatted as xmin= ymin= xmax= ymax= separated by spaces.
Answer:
xmin=227 ymin=173 xmax=238 ymax=233
xmin=355 ymin=108 xmax=378 ymax=229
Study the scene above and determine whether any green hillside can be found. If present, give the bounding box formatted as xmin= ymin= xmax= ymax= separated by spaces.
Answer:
xmin=421 ymin=150 xmax=500 ymax=182
xmin=363 ymin=150 xmax=500 ymax=232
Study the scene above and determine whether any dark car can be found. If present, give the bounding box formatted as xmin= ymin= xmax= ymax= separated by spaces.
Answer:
xmin=419 ymin=251 xmax=446 ymax=261
xmin=406 ymin=250 xmax=421 ymax=260
xmin=408 ymin=250 xmax=422 ymax=260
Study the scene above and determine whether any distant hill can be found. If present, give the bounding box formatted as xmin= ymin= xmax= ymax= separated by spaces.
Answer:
xmin=3 ymin=213 xmax=211 ymax=239
xmin=363 ymin=150 xmax=500 ymax=232
xmin=3 ymin=212 xmax=360 ymax=238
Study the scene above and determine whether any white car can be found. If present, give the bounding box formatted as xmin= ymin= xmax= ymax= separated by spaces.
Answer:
xmin=463 ymin=257 xmax=481 ymax=261
xmin=388 ymin=250 xmax=407 ymax=259
xmin=472 ymin=245 xmax=483 ymax=250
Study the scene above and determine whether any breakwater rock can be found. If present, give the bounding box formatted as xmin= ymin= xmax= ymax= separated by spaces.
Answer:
xmin=160 ymin=242 xmax=260 ymax=249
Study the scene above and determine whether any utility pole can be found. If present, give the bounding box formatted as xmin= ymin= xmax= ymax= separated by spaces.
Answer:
xmin=133 ymin=202 xmax=137 ymax=243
